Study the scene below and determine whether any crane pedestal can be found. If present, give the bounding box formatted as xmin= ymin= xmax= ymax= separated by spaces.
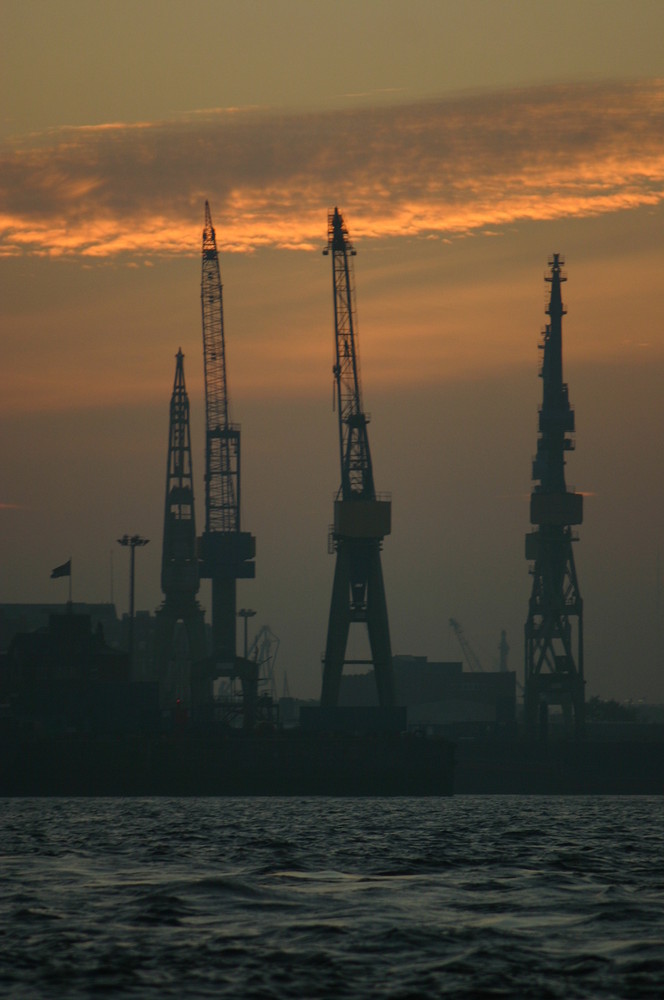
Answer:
xmin=322 ymin=502 xmax=395 ymax=708
xmin=199 ymin=530 xmax=255 ymax=665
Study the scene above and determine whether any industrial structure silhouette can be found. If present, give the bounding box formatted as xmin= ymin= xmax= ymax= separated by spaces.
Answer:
xmin=524 ymin=255 xmax=584 ymax=739
xmin=13 ymin=206 xmax=664 ymax=799
xmin=320 ymin=208 xmax=395 ymax=710
xmin=155 ymin=204 xmax=257 ymax=727
xmin=149 ymin=207 xmax=586 ymax=737
xmin=198 ymin=201 xmax=256 ymax=675
xmin=154 ymin=349 xmax=207 ymax=710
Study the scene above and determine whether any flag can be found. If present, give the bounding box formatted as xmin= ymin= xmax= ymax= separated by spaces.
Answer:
xmin=50 ymin=559 xmax=71 ymax=579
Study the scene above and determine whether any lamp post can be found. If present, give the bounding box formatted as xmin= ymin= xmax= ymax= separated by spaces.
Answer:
xmin=117 ymin=534 xmax=149 ymax=673
xmin=237 ymin=608 xmax=256 ymax=659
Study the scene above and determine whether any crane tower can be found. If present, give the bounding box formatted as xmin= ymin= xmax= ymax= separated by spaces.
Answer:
xmin=524 ymin=254 xmax=584 ymax=738
xmin=198 ymin=202 xmax=255 ymax=704
xmin=154 ymin=349 xmax=207 ymax=710
xmin=321 ymin=208 xmax=395 ymax=708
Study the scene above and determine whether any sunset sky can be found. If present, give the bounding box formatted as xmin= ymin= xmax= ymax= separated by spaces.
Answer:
xmin=2 ymin=0 xmax=664 ymax=702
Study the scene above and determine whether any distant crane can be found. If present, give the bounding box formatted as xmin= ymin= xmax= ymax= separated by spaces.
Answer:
xmin=321 ymin=208 xmax=395 ymax=708
xmin=450 ymin=619 xmax=522 ymax=687
xmin=154 ymin=349 xmax=207 ymax=711
xmin=524 ymin=254 xmax=584 ymax=738
xmin=197 ymin=202 xmax=256 ymax=724
xmin=449 ymin=618 xmax=484 ymax=673
xmin=216 ymin=623 xmax=279 ymax=728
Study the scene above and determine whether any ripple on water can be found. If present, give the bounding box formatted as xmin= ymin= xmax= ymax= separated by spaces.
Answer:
xmin=0 ymin=796 xmax=663 ymax=998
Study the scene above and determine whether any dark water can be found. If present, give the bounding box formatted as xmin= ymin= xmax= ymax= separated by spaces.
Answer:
xmin=1 ymin=796 xmax=663 ymax=998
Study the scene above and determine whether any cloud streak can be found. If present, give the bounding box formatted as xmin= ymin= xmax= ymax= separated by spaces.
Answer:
xmin=1 ymin=80 xmax=663 ymax=258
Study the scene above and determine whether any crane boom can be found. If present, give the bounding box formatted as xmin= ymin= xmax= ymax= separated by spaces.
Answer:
xmin=327 ymin=207 xmax=375 ymax=500
xmin=201 ymin=200 xmax=239 ymax=534
xmin=449 ymin=618 xmax=484 ymax=673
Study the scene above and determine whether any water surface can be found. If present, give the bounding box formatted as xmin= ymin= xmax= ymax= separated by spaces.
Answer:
xmin=1 ymin=796 xmax=662 ymax=997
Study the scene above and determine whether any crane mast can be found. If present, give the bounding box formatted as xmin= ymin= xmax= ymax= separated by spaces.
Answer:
xmin=321 ymin=208 xmax=395 ymax=709
xmin=524 ymin=254 xmax=584 ymax=739
xmin=161 ymin=350 xmax=199 ymax=595
xmin=154 ymin=349 xmax=207 ymax=712
xmin=198 ymin=202 xmax=255 ymax=699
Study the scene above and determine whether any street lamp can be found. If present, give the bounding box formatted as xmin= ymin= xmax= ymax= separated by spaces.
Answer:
xmin=117 ymin=534 xmax=149 ymax=672
xmin=237 ymin=608 xmax=256 ymax=659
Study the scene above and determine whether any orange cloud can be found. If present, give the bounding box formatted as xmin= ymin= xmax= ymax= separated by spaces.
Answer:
xmin=1 ymin=80 xmax=663 ymax=259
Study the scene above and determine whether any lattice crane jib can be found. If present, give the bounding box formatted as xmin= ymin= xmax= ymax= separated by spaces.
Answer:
xmin=321 ymin=208 xmax=395 ymax=709
xmin=201 ymin=200 xmax=239 ymax=536
xmin=525 ymin=254 xmax=584 ymax=738
xmin=327 ymin=208 xmax=375 ymax=501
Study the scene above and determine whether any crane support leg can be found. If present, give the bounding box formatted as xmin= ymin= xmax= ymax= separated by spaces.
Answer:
xmin=321 ymin=544 xmax=352 ymax=707
xmin=366 ymin=545 xmax=396 ymax=707
xmin=212 ymin=577 xmax=237 ymax=666
xmin=322 ymin=540 xmax=395 ymax=708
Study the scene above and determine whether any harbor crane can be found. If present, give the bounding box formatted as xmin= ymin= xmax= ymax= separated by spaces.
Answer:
xmin=155 ymin=350 xmax=207 ymax=711
xmin=248 ymin=625 xmax=280 ymax=702
xmin=524 ymin=254 xmax=584 ymax=738
xmin=450 ymin=619 xmax=520 ymax=691
xmin=198 ymin=202 xmax=256 ymax=723
xmin=215 ymin=623 xmax=279 ymax=729
xmin=320 ymin=208 xmax=395 ymax=708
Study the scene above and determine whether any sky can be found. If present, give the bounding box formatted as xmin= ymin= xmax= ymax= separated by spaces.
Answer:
xmin=2 ymin=0 xmax=664 ymax=703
